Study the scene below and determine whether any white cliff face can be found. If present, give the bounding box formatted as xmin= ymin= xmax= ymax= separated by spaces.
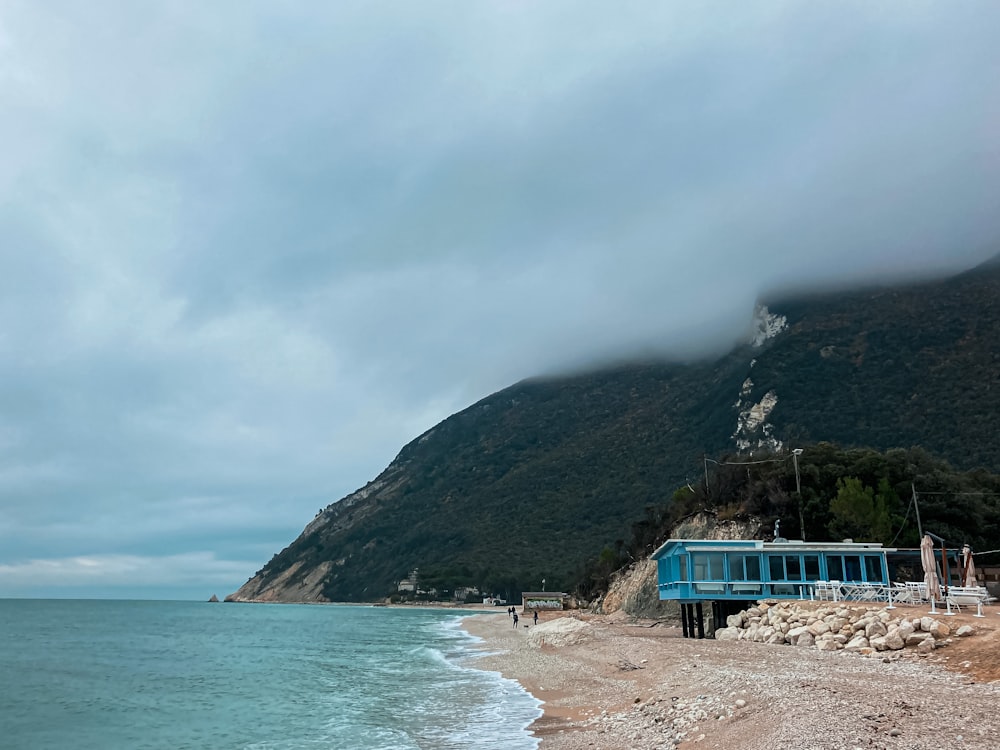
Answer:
xmin=730 ymin=306 xmax=787 ymax=453
xmin=731 ymin=364 xmax=783 ymax=453
xmin=750 ymin=304 xmax=787 ymax=347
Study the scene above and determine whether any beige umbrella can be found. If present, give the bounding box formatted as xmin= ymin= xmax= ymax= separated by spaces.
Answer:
xmin=961 ymin=545 xmax=978 ymax=588
xmin=920 ymin=534 xmax=941 ymax=606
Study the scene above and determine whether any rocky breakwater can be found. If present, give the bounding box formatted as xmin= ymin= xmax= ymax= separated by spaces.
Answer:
xmin=714 ymin=600 xmax=975 ymax=655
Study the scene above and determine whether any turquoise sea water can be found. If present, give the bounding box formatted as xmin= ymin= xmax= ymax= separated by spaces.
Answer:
xmin=0 ymin=600 xmax=540 ymax=750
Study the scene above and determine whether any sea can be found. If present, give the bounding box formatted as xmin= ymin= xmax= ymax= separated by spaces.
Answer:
xmin=0 ymin=600 xmax=541 ymax=750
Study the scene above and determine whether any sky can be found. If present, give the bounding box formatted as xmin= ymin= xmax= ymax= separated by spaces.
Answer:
xmin=1 ymin=2 xmax=998 ymax=599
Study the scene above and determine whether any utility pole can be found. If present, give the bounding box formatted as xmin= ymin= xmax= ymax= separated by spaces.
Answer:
xmin=912 ymin=484 xmax=923 ymax=540
xmin=703 ymin=454 xmax=710 ymax=498
xmin=792 ymin=448 xmax=805 ymax=541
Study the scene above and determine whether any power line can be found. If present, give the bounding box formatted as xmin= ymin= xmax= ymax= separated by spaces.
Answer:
xmin=912 ymin=491 xmax=1000 ymax=496
xmin=887 ymin=491 xmax=916 ymax=547
xmin=704 ymin=456 xmax=790 ymax=467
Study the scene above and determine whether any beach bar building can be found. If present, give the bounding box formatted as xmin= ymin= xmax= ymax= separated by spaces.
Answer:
xmin=651 ymin=538 xmax=895 ymax=638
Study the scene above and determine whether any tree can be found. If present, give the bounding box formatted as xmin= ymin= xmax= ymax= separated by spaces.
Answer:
xmin=828 ymin=476 xmax=891 ymax=542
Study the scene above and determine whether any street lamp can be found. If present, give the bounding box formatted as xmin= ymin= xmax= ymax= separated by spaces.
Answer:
xmin=792 ymin=449 xmax=804 ymax=541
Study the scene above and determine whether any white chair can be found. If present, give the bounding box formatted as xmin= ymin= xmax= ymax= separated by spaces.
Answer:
xmin=828 ymin=580 xmax=842 ymax=602
xmin=891 ymin=583 xmax=914 ymax=604
xmin=946 ymin=586 xmax=988 ymax=617
xmin=814 ymin=580 xmax=842 ymax=601
xmin=905 ymin=581 xmax=929 ymax=602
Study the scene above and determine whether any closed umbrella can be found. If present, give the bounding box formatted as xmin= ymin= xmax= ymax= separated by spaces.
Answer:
xmin=961 ymin=545 xmax=978 ymax=588
xmin=920 ymin=534 xmax=940 ymax=608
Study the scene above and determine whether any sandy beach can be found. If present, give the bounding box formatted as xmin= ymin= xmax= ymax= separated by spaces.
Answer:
xmin=463 ymin=604 xmax=1000 ymax=750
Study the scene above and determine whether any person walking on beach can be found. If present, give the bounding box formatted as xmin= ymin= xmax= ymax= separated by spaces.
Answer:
xmin=533 ymin=610 xmax=538 ymax=626
xmin=512 ymin=612 xmax=519 ymax=628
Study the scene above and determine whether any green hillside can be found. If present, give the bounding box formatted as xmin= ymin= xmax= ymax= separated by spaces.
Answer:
xmin=231 ymin=257 xmax=1000 ymax=603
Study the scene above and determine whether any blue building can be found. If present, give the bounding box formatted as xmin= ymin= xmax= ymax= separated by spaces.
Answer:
xmin=650 ymin=538 xmax=895 ymax=637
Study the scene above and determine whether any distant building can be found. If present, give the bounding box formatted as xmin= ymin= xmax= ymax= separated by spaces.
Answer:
xmin=521 ymin=592 xmax=568 ymax=611
xmin=454 ymin=586 xmax=480 ymax=601
xmin=397 ymin=568 xmax=419 ymax=593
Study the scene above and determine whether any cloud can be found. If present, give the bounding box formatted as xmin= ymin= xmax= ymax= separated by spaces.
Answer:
xmin=1 ymin=2 xmax=998 ymax=597
xmin=0 ymin=551 xmax=255 ymax=594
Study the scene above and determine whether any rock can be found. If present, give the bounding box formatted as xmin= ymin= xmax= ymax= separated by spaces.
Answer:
xmin=865 ymin=621 xmax=887 ymax=639
xmin=905 ymin=632 xmax=933 ymax=647
xmin=884 ymin=631 xmax=905 ymax=651
xmin=956 ymin=625 xmax=975 ymax=637
xmin=930 ymin=620 xmax=951 ymax=639
xmin=816 ymin=638 xmax=841 ymax=651
xmin=796 ymin=632 xmax=815 ymax=648
xmin=525 ymin=617 xmax=591 ymax=648
xmin=787 ymin=625 xmax=810 ymax=644
xmin=917 ymin=638 xmax=936 ymax=654
xmin=715 ymin=627 xmax=740 ymax=641
xmin=895 ymin=620 xmax=915 ymax=640
xmin=208 ymin=594 xmax=220 ymax=602
xmin=809 ymin=621 xmax=831 ymax=636
xmin=844 ymin=635 xmax=870 ymax=651
xmin=920 ymin=616 xmax=935 ymax=632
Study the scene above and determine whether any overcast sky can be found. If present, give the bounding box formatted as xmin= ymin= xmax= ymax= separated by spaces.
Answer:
xmin=1 ymin=2 xmax=998 ymax=599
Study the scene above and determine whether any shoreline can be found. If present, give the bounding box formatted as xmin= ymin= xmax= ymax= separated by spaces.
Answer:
xmin=461 ymin=605 xmax=1000 ymax=750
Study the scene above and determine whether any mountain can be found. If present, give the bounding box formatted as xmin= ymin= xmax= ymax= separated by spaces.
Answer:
xmin=228 ymin=256 xmax=1000 ymax=603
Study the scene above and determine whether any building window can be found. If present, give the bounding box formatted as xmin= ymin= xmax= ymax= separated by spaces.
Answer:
xmin=768 ymin=555 xmax=805 ymax=581
xmin=863 ymin=555 xmax=883 ymax=582
xmin=728 ymin=554 xmax=761 ymax=581
xmin=693 ymin=553 xmax=724 ymax=580
xmin=844 ymin=555 xmax=862 ymax=581
xmin=804 ymin=555 xmax=820 ymax=580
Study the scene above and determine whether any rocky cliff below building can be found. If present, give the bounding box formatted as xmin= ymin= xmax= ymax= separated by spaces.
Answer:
xmin=598 ymin=511 xmax=762 ymax=619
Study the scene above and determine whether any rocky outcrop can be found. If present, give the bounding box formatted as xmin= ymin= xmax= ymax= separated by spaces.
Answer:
xmin=599 ymin=559 xmax=673 ymax=619
xmin=226 ymin=560 xmax=334 ymax=603
xmin=714 ymin=600 xmax=974 ymax=655
xmin=600 ymin=511 xmax=761 ymax=619
xmin=670 ymin=510 xmax=762 ymax=541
